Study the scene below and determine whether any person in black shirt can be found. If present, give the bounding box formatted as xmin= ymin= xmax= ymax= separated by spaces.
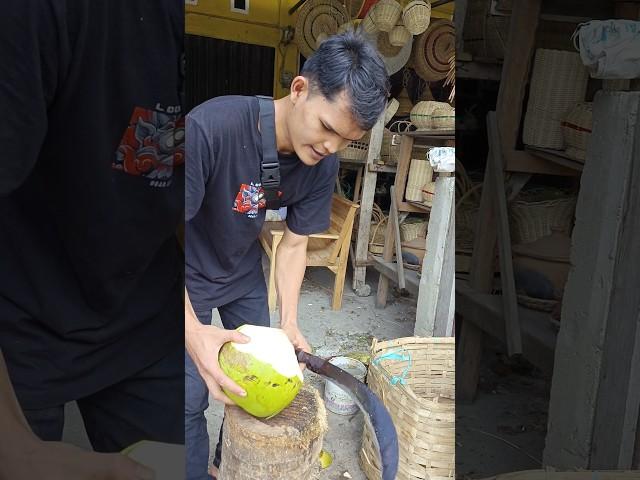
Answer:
xmin=184 ymin=31 xmax=390 ymax=480
xmin=0 ymin=1 xmax=184 ymax=478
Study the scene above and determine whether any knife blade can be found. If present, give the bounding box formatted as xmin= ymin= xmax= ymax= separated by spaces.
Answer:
xmin=296 ymin=349 xmax=399 ymax=480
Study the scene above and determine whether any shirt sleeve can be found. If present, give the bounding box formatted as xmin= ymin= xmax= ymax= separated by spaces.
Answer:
xmin=0 ymin=1 xmax=63 ymax=195
xmin=286 ymin=156 xmax=340 ymax=235
xmin=185 ymin=116 xmax=213 ymax=222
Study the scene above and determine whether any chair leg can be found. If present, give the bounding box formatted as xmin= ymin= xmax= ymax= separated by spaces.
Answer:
xmin=331 ymin=258 xmax=349 ymax=311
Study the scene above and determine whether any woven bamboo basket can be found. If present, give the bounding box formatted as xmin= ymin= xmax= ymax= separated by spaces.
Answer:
xmin=360 ymin=12 xmax=379 ymax=34
xmin=360 ymin=337 xmax=455 ymax=480
xmin=400 ymin=218 xmax=428 ymax=242
xmin=397 ymin=86 xmax=414 ymax=116
xmin=402 ymin=0 xmax=431 ymax=35
xmin=413 ymin=19 xmax=455 ymax=81
xmin=371 ymin=0 xmax=402 ymax=32
xmin=463 ymin=0 xmax=509 ymax=59
xmin=389 ymin=24 xmax=412 ymax=47
xmin=509 ymin=194 xmax=577 ymax=245
xmin=522 ymin=49 xmax=589 ymax=149
xmin=339 ymin=131 xmax=370 ymax=161
xmin=421 ymin=181 xmax=435 ymax=207
xmin=406 ymin=158 xmax=433 ymax=202
xmin=368 ymin=211 xmax=387 ymax=254
xmin=431 ymin=106 xmax=455 ymax=130
xmin=561 ymin=102 xmax=592 ymax=162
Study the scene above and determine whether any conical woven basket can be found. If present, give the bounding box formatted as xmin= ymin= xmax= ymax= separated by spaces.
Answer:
xmin=402 ymin=0 xmax=431 ymax=35
xmin=360 ymin=337 xmax=455 ymax=480
xmin=371 ymin=0 xmax=402 ymax=32
xmin=413 ymin=19 xmax=455 ymax=81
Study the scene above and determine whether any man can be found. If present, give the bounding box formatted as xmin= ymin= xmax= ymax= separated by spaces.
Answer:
xmin=0 ymin=1 xmax=185 ymax=477
xmin=184 ymin=30 xmax=390 ymax=479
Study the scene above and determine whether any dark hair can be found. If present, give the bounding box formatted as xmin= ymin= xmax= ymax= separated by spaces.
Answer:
xmin=301 ymin=30 xmax=390 ymax=131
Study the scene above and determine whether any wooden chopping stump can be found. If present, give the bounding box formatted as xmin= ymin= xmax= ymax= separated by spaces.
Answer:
xmin=218 ymin=385 xmax=327 ymax=480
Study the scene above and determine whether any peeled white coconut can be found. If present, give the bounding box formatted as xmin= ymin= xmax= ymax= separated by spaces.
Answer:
xmin=219 ymin=325 xmax=303 ymax=418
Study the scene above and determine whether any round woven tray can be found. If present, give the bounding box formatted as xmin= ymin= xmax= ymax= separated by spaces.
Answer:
xmin=295 ymin=0 xmax=349 ymax=59
xmin=364 ymin=29 xmax=413 ymax=75
xmin=413 ymin=18 xmax=455 ymax=82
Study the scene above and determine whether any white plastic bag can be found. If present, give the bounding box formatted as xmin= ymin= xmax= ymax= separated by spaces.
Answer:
xmin=573 ymin=20 xmax=640 ymax=79
xmin=427 ymin=147 xmax=455 ymax=173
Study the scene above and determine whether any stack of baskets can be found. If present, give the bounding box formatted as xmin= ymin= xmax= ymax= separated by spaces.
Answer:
xmin=522 ymin=49 xmax=589 ymax=149
xmin=410 ymin=101 xmax=455 ymax=130
xmin=360 ymin=337 xmax=455 ymax=480
xmin=561 ymin=102 xmax=593 ymax=162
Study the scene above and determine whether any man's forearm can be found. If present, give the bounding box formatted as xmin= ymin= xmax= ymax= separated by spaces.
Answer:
xmin=275 ymin=235 xmax=308 ymax=327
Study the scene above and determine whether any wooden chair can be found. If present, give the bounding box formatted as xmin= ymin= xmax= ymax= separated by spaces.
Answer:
xmin=259 ymin=194 xmax=359 ymax=311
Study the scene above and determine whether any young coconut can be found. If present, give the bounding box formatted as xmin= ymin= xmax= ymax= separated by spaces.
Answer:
xmin=218 ymin=325 xmax=304 ymax=418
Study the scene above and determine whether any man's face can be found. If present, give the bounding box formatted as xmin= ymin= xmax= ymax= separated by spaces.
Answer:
xmin=287 ymin=79 xmax=367 ymax=166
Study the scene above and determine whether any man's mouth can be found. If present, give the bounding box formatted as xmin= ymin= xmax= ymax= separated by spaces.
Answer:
xmin=310 ymin=146 xmax=325 ymax=160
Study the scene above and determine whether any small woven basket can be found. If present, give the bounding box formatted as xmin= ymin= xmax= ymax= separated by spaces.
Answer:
xmin=561 ymin=102 xmax=592 ymax=162
xmin=339 ymin=131 xmax=370 ymax=161
xmin=431 ymin=106 xmax=455 ymax=130
xmin=406 ymin=158 xmax=433 ymax=202
xmin=523 ymin=49 xmax=589 ymax=149
xmin=509 ymin=193 xmax=577 ymax=244
xmin=389 ymin=24 xmax=412 ymax=47
xmin=410 ymin=101 xmax=450 ymax=130
xmin=421 ymin=181 xmax=436 ymax=206
xmin=360 ymin=337 xmax=455 ymax=480
xmin=400 ymin=218 xmax=428 ymax=242
xmin=360 ymin=12 xmax=379 ymax=34
xmin=371 ymin=0 xmax=402 ymax=32
xmin=402 ymin=0 xmax=431 ymax=35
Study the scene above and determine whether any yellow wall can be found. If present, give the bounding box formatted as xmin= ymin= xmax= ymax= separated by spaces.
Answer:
xmin=185 ymin=0 xmax=455 ymax=99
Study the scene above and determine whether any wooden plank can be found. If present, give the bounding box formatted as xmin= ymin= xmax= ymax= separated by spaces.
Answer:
xmin=457 ymin=60 xmax=503 ymax=81
xmin=495 ymin=0 xmax=542 ymax=166
xmin=525 ymin=146 xmax=584 ymax=173
xmin=352 ymin=114 xmax=384 ymax=297
xmin=456 ymin=281 xmax=557 ymax=374
xmin=370 ymin=256 xmax=420 ymax=296
xmin=543 ymin=92 xmax=640 ymax=469
xmin=433 ymin=191 xmax=455 ymax=337
xmin=393 ymin=135 xmax=415 ymax=208
xmin=455 ymin=0 xmax=468 ymax=53
xmin=505 ymin=150 xmax=579 ymax=176
xmin=375 ymin=195 xmax=395 ymax=308
xmin=487 ymin=112 xmax=522 ymax=355
xmin=414 ymin=173 xmax=455 ymax=337
xmin=390 ymin=186 xmax=406 ymax=291
xmin=353 ymin=166 xmax=363 ymax=204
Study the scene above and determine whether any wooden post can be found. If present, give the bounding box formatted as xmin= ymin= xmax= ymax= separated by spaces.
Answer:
xmin=543 ymin=92 xmax=640 ymax=469
xmin=415 ymin=172 xmax=455 ymax=337
xmin=352 ymin=114 xmax=384 ymax=297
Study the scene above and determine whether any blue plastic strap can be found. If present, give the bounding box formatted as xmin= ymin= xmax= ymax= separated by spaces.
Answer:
xmin=373 ymin=348 xmax=412 ymax=386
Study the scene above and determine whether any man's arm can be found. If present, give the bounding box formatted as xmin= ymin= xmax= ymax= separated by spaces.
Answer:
xmin=184 ymin=288 xmax=250 ymax=404
xmin=274 ymin=225 xmax=312 ymax=355
xmin=0 ymin=350 xmax=154 ymax=480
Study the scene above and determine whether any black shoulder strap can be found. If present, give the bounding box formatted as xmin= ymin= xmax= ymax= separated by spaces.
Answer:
xmin=256 ymin=95 xmax=281 ymax=210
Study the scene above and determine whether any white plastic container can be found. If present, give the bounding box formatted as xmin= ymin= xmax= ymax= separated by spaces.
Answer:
xmin=324 ymin=356 xmax=367 ymax=415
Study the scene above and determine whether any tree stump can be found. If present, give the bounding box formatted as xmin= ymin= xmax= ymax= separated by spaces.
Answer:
xmin=218 ymin=385 xmax=327 ymax=479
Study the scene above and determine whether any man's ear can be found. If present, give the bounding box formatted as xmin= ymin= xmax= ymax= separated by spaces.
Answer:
xmin=290 ymin=76 xmax=308 ymax=104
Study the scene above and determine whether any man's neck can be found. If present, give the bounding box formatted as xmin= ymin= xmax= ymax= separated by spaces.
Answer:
xmin=274 ymin=96 xmax=294 ymax=155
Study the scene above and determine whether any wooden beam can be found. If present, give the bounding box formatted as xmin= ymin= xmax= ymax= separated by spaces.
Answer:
xmin=487 ymin=112 xmax=522 ymax=355
xmin=543 ymin=92 xmax=640 ymax=469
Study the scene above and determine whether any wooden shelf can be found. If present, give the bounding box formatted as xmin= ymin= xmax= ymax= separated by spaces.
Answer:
xmin=401 ymin=129 xmax=455 ymax=140
xmin=525 ymin=146 xmax=584 ymax=172
xmin=369 ymin=255 xmax=420 ymax=295
xmin=456 ymin=280 xmax=558 ymax=374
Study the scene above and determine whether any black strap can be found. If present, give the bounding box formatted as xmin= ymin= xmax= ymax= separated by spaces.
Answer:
xmin=256 ymin=95 xmax=281 ymax=210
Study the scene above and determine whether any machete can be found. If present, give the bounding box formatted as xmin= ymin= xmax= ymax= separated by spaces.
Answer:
xmin=296 ymin=349 xmax=399 ymax=480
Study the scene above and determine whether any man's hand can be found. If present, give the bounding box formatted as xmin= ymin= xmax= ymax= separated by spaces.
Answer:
xmin=280 ymin=322 xmax=311 ymax=371
xmin=2 ymin=436 xmax=155 ymax=480
xmin=185 ymin=323 xmax=250 ymax=405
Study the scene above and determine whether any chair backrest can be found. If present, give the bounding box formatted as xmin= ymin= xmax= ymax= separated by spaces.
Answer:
xmin=327 ymin=194 xmax=359 ymax=262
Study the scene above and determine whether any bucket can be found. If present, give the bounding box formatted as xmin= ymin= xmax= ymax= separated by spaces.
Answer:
xmin=324 ymin=356 xmax=367 ymax=415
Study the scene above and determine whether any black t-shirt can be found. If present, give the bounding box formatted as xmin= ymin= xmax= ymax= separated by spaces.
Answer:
xmin=186 ymin=96 xmax=339 ymax=311
xmin=0 ymin=1 xmax=185 ymax=408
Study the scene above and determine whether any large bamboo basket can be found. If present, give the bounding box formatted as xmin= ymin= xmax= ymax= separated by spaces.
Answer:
xmin=413 ymin=19 xmax=455 ymax=81
xmin=360 ymin=337 xmax=455 ymax=480
xmin=522 ymin=49 xmax=589 ymax=149
xmin=406 ymin=158 xmax=433 ymax=202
